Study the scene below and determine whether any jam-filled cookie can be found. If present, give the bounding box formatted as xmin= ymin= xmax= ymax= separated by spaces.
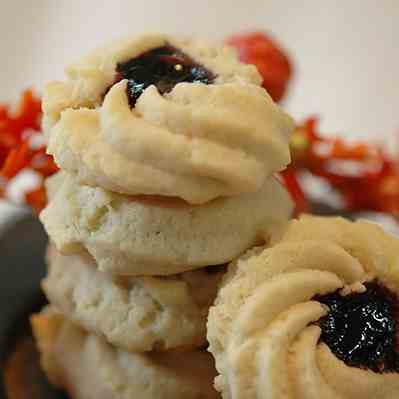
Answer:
xmin=207 ymin=215 xmax=399 ymax=399
xmin=43 ymin=245 xmax=224 ymax=352
xmin=40 ymin=172 xmax=292 ymax=275
xmin=43 ymin=33 xmax=293 ymax=204
xmin=31 ymin=308 xmax=219 ymax=399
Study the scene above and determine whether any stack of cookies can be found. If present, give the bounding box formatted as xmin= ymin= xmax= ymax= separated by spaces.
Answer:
xmin=31 ymin=33 xmax=294 ymax=399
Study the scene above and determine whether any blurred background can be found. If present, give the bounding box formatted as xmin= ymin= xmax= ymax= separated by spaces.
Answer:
xmin=0 ymin=0 xmax=398 ymax=222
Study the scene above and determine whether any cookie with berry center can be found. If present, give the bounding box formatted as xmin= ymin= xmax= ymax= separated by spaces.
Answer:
xmin=208 ymin=215 xmax=399 ymax=398
xmin=43 ymin=33 xmax=293 ymax=204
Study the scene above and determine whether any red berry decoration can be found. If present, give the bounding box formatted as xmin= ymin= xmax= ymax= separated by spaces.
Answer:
xmin=0 ymin=90 xmax=58 ymax=213
xmin=283 ymin=117 xmax=399 ymax=217
xmin=226 ymin=32 xmax=292 ymax=102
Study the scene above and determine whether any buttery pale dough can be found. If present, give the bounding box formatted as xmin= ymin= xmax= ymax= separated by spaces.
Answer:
xmin=40 ymin=172 xmax=293 ymax=275
xmin=43 ymin=245 xmax=223 ymax=352
xmin=43 ymin=32 xmax=293 ymax=203
xmin=31 ymin=308 xmax=219 ymax=399
xmin=207 ymin=215 xmax=399 ymax=399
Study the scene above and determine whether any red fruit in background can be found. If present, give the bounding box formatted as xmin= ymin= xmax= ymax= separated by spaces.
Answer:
xmin=226 ymin=32 xmax=292 ymax=102
xmin=0 ymin=90 xmax=58 ymax=212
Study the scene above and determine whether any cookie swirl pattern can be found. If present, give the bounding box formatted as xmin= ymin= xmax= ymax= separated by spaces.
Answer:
xmin=207 ymin=215 xmax=399 ymax=399
xmin=43 ymin=33 xmax=293 ymax=204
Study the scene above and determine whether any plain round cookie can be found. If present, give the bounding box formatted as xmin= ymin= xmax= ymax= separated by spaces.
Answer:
xmin=43 ymin=32 xmax=293 ymax=203
xmin=43 ymin=245 xmax=224 ymax=352
xmin=31 ymin=309 xmax=219 ymax=399
xmin=207 ymin=215 xmax=399 ymax=399
xmin=40 ymin=172 xmax=293 ymax=275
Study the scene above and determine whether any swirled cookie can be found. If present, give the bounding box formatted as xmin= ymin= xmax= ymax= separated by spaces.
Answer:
xmin=207 ymin=215 xmax=399 ymax=399
xmin=40 ymin=172 xmax=293 ymax=275
xmin=43 ymin=245 xmax=223 ymax=352
xmin=31 ymin=308 xmax=218 ymax=399
xmin=43 ymin=32 xmax=293 ymax=204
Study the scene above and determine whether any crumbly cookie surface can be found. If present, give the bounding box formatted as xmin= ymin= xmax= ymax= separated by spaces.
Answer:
xmin=43 ymin=245 xmax=223 ymax=352
xmin=207 ymin=215 xmax=399 ymax=399
xmin=43 ymin=32 xmax=293 ymax=203
xmin=40 ymin=172 xmax=293 ymax=275
xmin=31 ymin=308 xmax=219 ymax=399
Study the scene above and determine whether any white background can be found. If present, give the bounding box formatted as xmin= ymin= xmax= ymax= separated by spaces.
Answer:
xmin=0 ymin=0 xmax=398 ymax=221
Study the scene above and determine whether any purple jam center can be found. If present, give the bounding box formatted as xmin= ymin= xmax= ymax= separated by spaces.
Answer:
xmin=315 ymin=281 xmax=399 ymax=373
xmin=114 ymin=45 xmax=215 ymax=107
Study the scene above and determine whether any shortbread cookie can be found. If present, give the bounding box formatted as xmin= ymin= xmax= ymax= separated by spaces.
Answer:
xmin=31 ymin=308 xmax=218 ymax=399
xmin=40 ymin=172 xmax=293 ymax=275
xmin=207 ymin=215 xmax=399 ymax=399
xmin=43 ymin=32 xmax=293 ymax=204
xmin=43 ymin=245 xmax=224 ymax=352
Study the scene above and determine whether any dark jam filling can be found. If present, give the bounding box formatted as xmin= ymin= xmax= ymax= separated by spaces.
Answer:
xmin=315 ymin=281 xmax=399 ymax=373
xmin=114 ymin=45 xmax=215 ymax=107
